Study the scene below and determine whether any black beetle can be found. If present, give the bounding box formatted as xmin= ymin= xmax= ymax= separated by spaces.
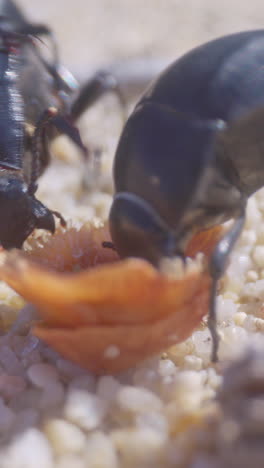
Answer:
xmin=0 ymin=0 xmax=123 ymax=250
xmin=109 ymin=30 xmax=264 ymax=361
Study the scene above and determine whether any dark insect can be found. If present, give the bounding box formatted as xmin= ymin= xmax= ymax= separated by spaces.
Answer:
xmin=0 ymin=0 xmax=122 ymax=249
xmin=109 ymin=30 xmax=264 ymax=360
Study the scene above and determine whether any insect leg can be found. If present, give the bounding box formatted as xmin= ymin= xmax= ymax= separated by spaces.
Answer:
xmin=70 ymin=70 xmax=126 ymax=122
xmin=18 ymin=22 xmax=59 ymax=67
xmin=30 ymin=107 xmax=87 ymax=187
xmin=208 ymin=210 xmax=246 ymax=361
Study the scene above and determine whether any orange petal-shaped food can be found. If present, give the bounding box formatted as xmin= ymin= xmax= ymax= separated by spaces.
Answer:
xmin=34 ymin=272 xmax=209 ymax=374
xmin=0 ymin=221 xmax=223 ymax=374
xmin=0 ymin=252 xmax=210 ymax=374
xmin=0 ymin=254 xmax=209 ymax=327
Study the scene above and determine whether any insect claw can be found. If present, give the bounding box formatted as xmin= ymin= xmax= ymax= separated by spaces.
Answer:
xmin=52 ymin=210 xmax=67 ymax=228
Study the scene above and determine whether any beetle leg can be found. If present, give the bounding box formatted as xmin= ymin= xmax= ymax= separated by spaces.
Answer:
xmin=208 ymin=210 xmax=246 ymax=361
xmin=17 ymin=22 xmax=59 ymax=68
xmin=30 ymin=108 xmax=55 ymax=187
xmin=50 ymin=210 xmax=66 ymax=227
xmin=70 ymin=71 xmax=126 ymax=122
xmin=30 ymin=107 xmax=87 ymax=188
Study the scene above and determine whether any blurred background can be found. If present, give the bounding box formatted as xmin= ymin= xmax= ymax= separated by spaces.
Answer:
xmin=15 ymin=0 xmax=264 ymax=82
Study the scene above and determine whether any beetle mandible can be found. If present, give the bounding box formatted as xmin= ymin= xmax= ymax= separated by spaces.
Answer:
xmin=109 ymin=30 xmax=264 ymax=361
xmin=0 ymin=0 xmax=123 ymax=250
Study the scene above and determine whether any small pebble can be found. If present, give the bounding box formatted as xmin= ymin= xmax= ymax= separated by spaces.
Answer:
xmin=116 ymin=386 xmax=163 ymax=414
xmin=84 ymin=432 xmax=118 ymax=468
xmin=1 ymin=428 xmax=53 ymax=468
xmin=64 ymin=389 xmax=108 ymax=430
xmin=183 ymin=355 xmax=203 ymax=371
xmin=135 ymin=411 xmax=169 ymax=436
xmin=44 ymin=418 xmax=86 ymax=455
xmin=246 ymin=270 xmax=259 ymax=282
xmin=27 ymin=363 xmax=59 ymax=388
xmin=56 ymin=454 xmax=86 ymax=468
xmin=158 ymin=359 xmax=176 ymax=377
xmin=234 ymin=311 xmax=247 ymax=326
xmin=192 ymin=330 xmax=212 ymax=360
xmin=111 ymin=428 xmax=165 ymax=468
xmin=253 ymin=245 xmax=264 ymax=268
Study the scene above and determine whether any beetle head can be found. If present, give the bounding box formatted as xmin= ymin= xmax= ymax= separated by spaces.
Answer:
xmin=0 ymin=177 xmax=55 ymax=249
xmin=109 ymin=192 xmax=182 ymax=265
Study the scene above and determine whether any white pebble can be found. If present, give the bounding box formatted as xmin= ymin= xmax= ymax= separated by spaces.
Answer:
xmin=84 ymin=432 xmax=118 ymax=468
xmin=222 ymin=291 xmax=239 ymax=302
xmin=56 ymin=454 xmax=86 ymax=468
xmin=44 ymin=418 xmax=86 ymax=455
xmin=240 ymin=229 xmax=257 ymax=246
xmin=27 ymin=363 xmax=59 ymax=388
xmin=219 ymin=325 xmax=249 ymax=360
xmin=242 ymin=279 xmax=264 ymax=300
xmin=111 ymin=428 xmax=165 ymax=467
xmin=192 ymin=330 xmax=211 ymax=360
xmin=116 ymin=386 xmax=163 ymax=414
xmin=183 ymin=355 xmax=203 ymax=371
xmin=1 ymin=428 xmax=53 ymax=468
xmin=158 ymin=359 xmax=176 ymax=377
xmin=253 ymin=245 xmax=264 ymax=268
xmin=206 ymin=368 xmax=222 ymax=390
xmin=245 ymin=197 xmax=262 ymax=228
xmin=225 ymin=253 xmax=252 ymax=292
xmin=175 ymin=370 xmax=204 ymax=389
xmin=256 ymin=223 xmax=264 ymax=244
xmin=216 ymin=296 xmax=237 ymax=323
xmin=64 ymin=389 xmax=108 ymax=430
xmin=136 ymin=411 xmax=169 ymax=436
xmin=234 ymin=311 xmax=247 ymax=326
xmin=246 ymin=270 xmax=259 ymax=282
